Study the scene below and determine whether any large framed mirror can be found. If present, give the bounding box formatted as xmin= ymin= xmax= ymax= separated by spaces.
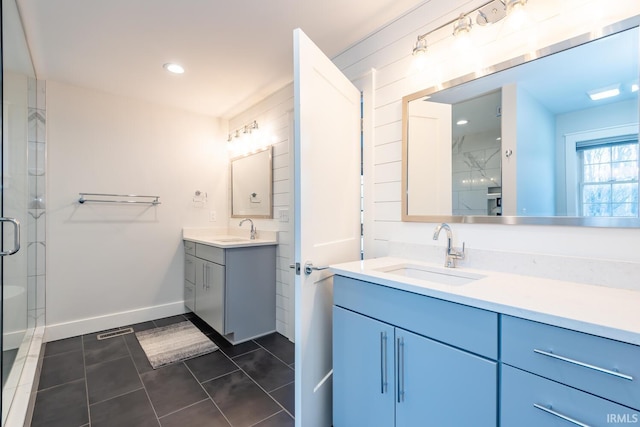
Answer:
xmin=230 ymin=147 xmax=273 ymax=218
xmin=402 ymin=17 xmax=640 ymax=227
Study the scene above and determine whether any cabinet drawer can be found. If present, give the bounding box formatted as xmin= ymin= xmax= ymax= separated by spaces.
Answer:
xmin=196 ymin=243 xmax=225 ymax=265
xmin=502 ymin=315 xmax=640 ymax=410
xmin=501 ymin=365 xmax=639 ymax=427
xmin=184 ymin=281 xmax=195 ymax=312
xmin=184 ymin=240 xmax=196 ymax=255
xmin=185 ymin=254 xmax=196 ymax=284
xmin=334 ymin=275 xmax=498 ymax=359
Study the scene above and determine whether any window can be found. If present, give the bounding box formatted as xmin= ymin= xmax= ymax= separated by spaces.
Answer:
xmin=578 ymin=136 xmax=639 ymax=217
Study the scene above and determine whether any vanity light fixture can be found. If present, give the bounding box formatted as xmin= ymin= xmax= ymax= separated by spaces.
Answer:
xmin=456 ymin=119 xmax=469 ymax=125
xmin=163 ymin=63 xmax=185 ymax=74
xmin=452 ymin=13 xmax=472 ymax=37
xmin=632 ymin=83 xmax=639 ymax=92
xmin=588 ymin=85 xmax=620 ymax=101
xmin=410 ymin=0 xmax=529 ymax=58
xmin=227 ymin=120 xmax=259 ymax=142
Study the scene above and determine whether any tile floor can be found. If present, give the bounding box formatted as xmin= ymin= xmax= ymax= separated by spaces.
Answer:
xmin=30 ymin=313 xmax=295 ymax=427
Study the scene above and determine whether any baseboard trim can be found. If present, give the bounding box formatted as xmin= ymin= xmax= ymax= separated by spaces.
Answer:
xmin=44 ymin=301 xmax=187 ymax=342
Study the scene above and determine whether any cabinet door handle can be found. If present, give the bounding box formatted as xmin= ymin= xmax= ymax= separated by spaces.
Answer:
xmin=533 ymin=349 xmax=633 ymax=381
xmin=380 ymin=331 xmax=388 ymax=394
xmin=533 ymin=404 xmax=591 ymax=427
xmin=397 ymin=337 xmax=405 ymax=403
xmin=202 ymin=264 xmax=206 ymax=290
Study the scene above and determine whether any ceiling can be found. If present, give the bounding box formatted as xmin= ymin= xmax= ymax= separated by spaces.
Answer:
xmin=16 ymin=0 xmax=429 ymax=119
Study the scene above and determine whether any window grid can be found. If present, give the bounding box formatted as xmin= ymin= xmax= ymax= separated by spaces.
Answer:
xmin=579 ymin=143 xmax=639 ymax=217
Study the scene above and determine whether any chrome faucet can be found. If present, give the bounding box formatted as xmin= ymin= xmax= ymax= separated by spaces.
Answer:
xmin=239 ymin=218 xmax=256 ymax=240
xmin=433 ymin=223 xmax=465 ymax=268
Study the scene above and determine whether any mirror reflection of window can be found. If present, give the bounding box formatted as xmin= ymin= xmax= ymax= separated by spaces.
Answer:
xmin=577 ymin=137 xmax=639 ymax=217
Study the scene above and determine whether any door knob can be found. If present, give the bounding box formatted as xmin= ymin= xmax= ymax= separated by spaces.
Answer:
xmin=304 ymin=261 xmax=329 ymax=275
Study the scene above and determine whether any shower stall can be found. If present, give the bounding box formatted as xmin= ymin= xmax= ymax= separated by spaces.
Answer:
xmin=2 ymin=0 xmax=46 ymax=424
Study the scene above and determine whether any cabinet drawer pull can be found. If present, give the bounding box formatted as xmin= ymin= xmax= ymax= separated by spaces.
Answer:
xmin=533 ymin=349 xmax=633 ymax=381
xmin=397 ymin=337 xmax=405 ymax=403
xmin=533 ymin=403 xmax=591 ymax=427
xmin=380 ymin=332 xmax=388 ymax=394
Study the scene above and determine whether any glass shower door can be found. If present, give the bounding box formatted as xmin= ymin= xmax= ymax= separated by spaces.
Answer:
xmin=2 ymin=0 xmax=36 ymax=422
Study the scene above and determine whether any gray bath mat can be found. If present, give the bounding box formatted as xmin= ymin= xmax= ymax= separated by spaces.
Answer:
xmin=135 ymin=320 xmax=218 ymax=369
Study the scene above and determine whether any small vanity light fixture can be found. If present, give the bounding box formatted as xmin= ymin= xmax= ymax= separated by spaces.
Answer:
xmin=632 ymin=83 xmax=639 ymax=93
xmin=452 ymin=13 xmax=472 ymax=37
xmin=456 ymin=119 xmax=469 ymax=126
xmin=163 ymin=63 xmax=185 ymax=74
xmin=588 ymin=84 xmax=620 ymax=101
xmin=227 ymin=120 xmax=259 ymax=142
xmin=410 ymin=0 xmax=529 ymax=59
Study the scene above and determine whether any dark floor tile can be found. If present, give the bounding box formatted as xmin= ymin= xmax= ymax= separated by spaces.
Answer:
xmin=269 ymin=382 xmax=294 ymax=416
xmin=38 ymin=350 xmax=84 ymax=390
xmin=252 ymin=410 xmax=295 ymax=427
xmin=183 ymin=311 xmax=196 ymax=320
xmin=90 ymin=388 xmax=159 ymax=427
xmin=44 ymin=336 xmax=83 ymax=357
xmin=124 ymin=332 xmax=154 ymax=374
xmin=141 ymin=362 xmax=208 ymax=417
xmin=233 ymin=348 xmax=294 ymax=392
xmin=203 ymin=370 xmax=281 ymax=427
xmin=130 ymin=321 xmax=157 ymax=332
xmin=153 ymin=315 xmax=188 ymax=327
xmin=159 ymin=399 xmax=230 ymax=427
xmin=254 ymin=333 xmax=294 ymax=365
xmin=86 ymin=355 xmax=142 ymax=404
xmin=83 ymin=334 xmax=130 ymax=366
xmin=184 ymin=350 xmax=238 ymax=383
xmin=204 ymin=327 xmax=259 ymax=358
xmin=190 ymin=315 xmax=217 ymax=335
xmin=31 ymin=379 xmax=88 ymax=427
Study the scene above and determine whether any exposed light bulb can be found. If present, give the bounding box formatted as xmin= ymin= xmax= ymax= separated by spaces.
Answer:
xmin=506 ymin=0 xmax=528 ymax=29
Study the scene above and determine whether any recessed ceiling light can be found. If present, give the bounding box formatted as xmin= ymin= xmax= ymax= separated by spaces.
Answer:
xmin=587 ymin=84 xmax=620 ymax=101
xmin=456 ymin=119 xmax=469 ymax=125
xmin=163 ymin=63 xmax=184 ymax=74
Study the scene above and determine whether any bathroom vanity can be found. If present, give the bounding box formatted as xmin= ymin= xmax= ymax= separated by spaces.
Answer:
xmin=183 ymin=232 xmax=277 ymax=344
xmin=331 ymin=258 xmax=640 ymax=427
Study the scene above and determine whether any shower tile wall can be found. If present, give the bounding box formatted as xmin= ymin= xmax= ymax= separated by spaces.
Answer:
xmin=27 ymin=79 xmax=46 ymax=328
xmin=452 ymin=130 xmax=501 ymax=216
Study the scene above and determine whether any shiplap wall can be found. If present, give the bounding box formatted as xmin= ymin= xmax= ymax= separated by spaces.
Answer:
xmin=228 ymin=84 xmax=295 ymax=340
xmin=335 ymin=0 xmax=640 ymax=267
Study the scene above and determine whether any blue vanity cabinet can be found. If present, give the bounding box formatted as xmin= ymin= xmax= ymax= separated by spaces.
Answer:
xmin=333 ymin=275 xmax=498 ymax=427
xmin=501 ymin=315 xmax=640 ymax=425
xmin=333 ymin=306 xmax=395 ymax=427
xmin=502 ymin=364 xmax=639 ymax=426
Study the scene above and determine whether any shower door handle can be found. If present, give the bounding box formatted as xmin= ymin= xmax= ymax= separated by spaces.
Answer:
xmin=0 ymin=217 xmax=21 ymax=256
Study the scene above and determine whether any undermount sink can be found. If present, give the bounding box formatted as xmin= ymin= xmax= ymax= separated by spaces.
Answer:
xmin=213 ymin=237 xmax=249 ymax=243
xmin=375 ymin=263 xmax=485 ymax=286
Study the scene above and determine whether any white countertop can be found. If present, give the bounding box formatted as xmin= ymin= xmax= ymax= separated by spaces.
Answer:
xmin=183 ymin=228 xmax=277 ymax=248
xmin=331 ymin=257 xmax=640 ymax=346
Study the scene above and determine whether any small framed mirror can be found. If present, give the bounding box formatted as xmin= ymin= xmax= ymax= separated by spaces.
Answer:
xmin=230 ymin=147 xmax=273 ymax=218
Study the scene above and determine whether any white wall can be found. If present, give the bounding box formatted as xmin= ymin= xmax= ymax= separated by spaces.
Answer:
xmin=334 ymin=0 xmax=640 ymax=283
xmin=227 ymin=84 xmax=295 ymax=341
xmin=46 ymin=81 xmax=227 ymax=341
xmin=515 ymin=86 xmax=555 ymax=216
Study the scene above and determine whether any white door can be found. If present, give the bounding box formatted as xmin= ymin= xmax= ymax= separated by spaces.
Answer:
xmin=405 ymin=100 xmax=452 ymax=216
xmin=293 ymin=28 xmax=361 ymax=427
